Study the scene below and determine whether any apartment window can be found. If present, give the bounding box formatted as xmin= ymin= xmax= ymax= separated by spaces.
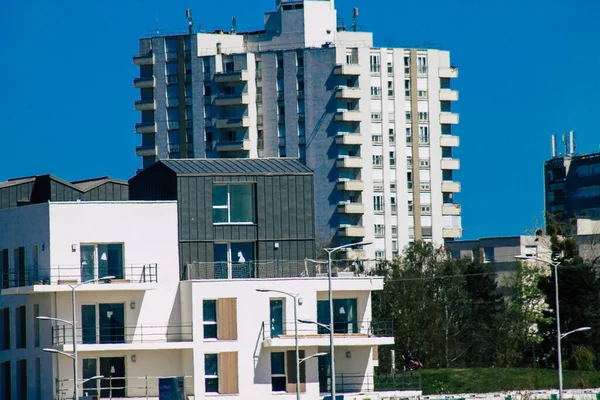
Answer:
xmin=421 ymin=182 xmax=431 ymax=191
xmin=257 ymin=130 xmax=264 ymax=150
xmin=35 ymin=358 xmax=41 ymax=400
xmin=388 ymin=81 xmax=394 ymax=97
xmin=1 ymin=308 xmax=9 ymax=350
xmin=1 ymin=361 xmax=11 ymax=399
xmin=404 ymin=56 xmax=410 ymax=74
xmin=392 ymin=240 xmax=398 ymax=252
xmin=213 ymin=184 xmax=255 ymax=224
xmin=483 ymin=247 xmax=495 ymax=263
xmin=391 ymin=225 xmax=398 ymax=236
xmin=80 ymin=244 xmax=124 ymax=281
xmin=0 ymin=249 xmax=8 ymax=289
xmin=34 ymin=304 xmax=40 ymax=347
xmin=205 ymin=354 xmax=219 ymax=392
xmin=16 ymin=306 xmax=26 ymax=349
xmin=406 ymin=127 xmax=412 ymax=143
xmin=389 ymin=128 xmax=395 ymax=143
xmin=297 ymin=54 xmax=304 ymax=68
xmin=417 ymin=56 xmax=427 ymax=74
xmin=390 ymin=196 xmax=397 ymax=213
xmin=390 ymin=182 xmax=397 ymax=192
xmin=408 ymin=200 xmax=414 ymax=213
xmin=404 ymin=80 xmax=410 ymax=97
xmin=374 ymin=196 xmax=384 ymax=213
xmin=419 ymin=126 xmax=429 ymax=144
xmin=271 ymin=352 xmax=286 ymax=392
xmin=418 ymin=90 xmax=428 ymax=98
xmin=407 ymin=156 xmax=413 ymax=167
xmin=389 ymin=151 xmax=396 ymax=167
xmin=371 ymin=112 xmax=381 ymax=121
xmin=387 ymin=62 xmax=393 ymax=74
xmin=370 ymin=86 xmax=381 ymax=97
xmin=81 ymin=303 xmax=125 ymax=344
xmin=372 ymin=135 xmax=382 ymax=144
xmin=405 ymin=112 xmax=411 ymax=121
xmin=203 ymin=300 xmax=217 ymax=339
xmin=418 ymin=112 xmax=428 ymax=121
xmin=420 ymin=159 xmax=430 ymax=167
xmin=375 ymin=251 xmax=385 ymax=259
xmin=14 ymin=247 xmax=24 ymax=287
xmin=421 ymin=205 xmax=431 ymax=214
xmin=374 ymin=224 xmax=385 ymax=237
xmin=17 ymin=359 xmax=26 ymax=400
xmin=370 ymin=54 xmax=381 ymax=73
xmin=372 ymin=155 xmax=382 ymax=167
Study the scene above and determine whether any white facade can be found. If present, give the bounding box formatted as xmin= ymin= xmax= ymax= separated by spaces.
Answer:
xmin=0 ymin=201 xmax=399 ymax=399
xmin=133 ymin=0 xmax=462 ymax=261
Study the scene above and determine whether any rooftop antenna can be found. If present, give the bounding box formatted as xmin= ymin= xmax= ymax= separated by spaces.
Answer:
xmin=352 ymin=7 xmax=359 ymax=32
xmin=186 ymin=9 xmax=193 ymax=34
xmin=569 ymin=130 xmax=576 ymax=155
xmin=562 ymin=132 xmax=569 ymax=156
xmin=231 ymin=16 xmax=237 ymax=33
xmin=551 ymin=133 xmax=557 ymax=157
xmin=155 ymin=12 xmax=159 ymax=35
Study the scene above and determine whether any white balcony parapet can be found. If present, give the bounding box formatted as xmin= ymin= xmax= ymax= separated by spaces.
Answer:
xmin=439 ymin=67 xmax=458 ymax=78
xmin=439 ymin=112 xmax=459 ymax=124
xmin=440 ymin=135 xmax=459 ymax=147
xmin=334 ymin=63 xmax=361 ymax=76
xmin=442 ymin=203 xmax=461 ymax=216
xmin=441 ymin=181 xmax=461 ymax=193
xmin=441 ymin=158 xmax=460 ymax=170
xmin=439 ymin=88 xmax=459 ymax=101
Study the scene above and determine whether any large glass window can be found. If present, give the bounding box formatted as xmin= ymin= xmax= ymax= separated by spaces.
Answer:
xmin=205 ymin=354 xmax=219 ymax=393
xmin=80 ymin=244 xmax=124 ymax=282
xmin=213 ymin=184 xmax=255 ymax=224
xmin=271 ymin=352 xmax=286 ymax=392
xmin=317 ymin=299 xmax=358 ymax=334
xmin=214 ymin=242 xmax=254 ymax=279
xmin=203 ymin=300 xmax=217 ymax=339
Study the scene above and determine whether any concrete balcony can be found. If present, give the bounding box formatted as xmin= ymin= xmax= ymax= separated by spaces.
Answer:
xmin=134 ymin=99 xmax=156 ymax=111
xmin=442 ymin=203 xmax=461 ymax=216
xmin=214 ymin=69 xmax=249 ymax=83
xmin=439 ymin=88 xmax=459 ymax=101
xmin=216 ymin=116 xmax=251 ymax=129
xmin=134 ymin=122 xmax=157 ymax=134
xmin=216 ymin=139 xmax=251 ymax=152
xmin=133 ymin=53 xmax=155 ymax=66
xmin=439 ymin=67 xmax=459 ymax=78
xmin=133 ymin=76 xmax=155 ymax=89
xmin=337 ymin=202 xmax=365 ymax=214
xmin=440 ymin=135 xmax=460 ymax=147
xmin=334 ymin=63 xmax=361 ymax=76
xmin=214 ymin=93 xmax=250 ymax=107
xmin=338 ymin=225 xmax=366 ymax=238
xmin=335 ymin=133 xmax=363 ymax=145
xmin=135 ymin=144 xmax=157 ymax=157
xmin=443 ymin=227 xmax=462 ymax=239
xmin=440 ymin=112 xmax=459 ymax=124
xmin=336 ymin=179 xmax=364 ymax=192
xmin=336 ymin=156 xmax=363 ymax=169
xmin=441 ymin=181 xmax=461 ymax=193
xmin=335 ymin=110 xmax=362 ymax=122
xmin=335 ymin=86 xmax=362 ymax=99
xmin=441 ymin=158 xmax=460 ymax=170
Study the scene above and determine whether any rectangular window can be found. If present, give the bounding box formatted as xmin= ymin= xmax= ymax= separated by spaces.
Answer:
xmin=388 ymin=81 xmax=394 ymax=97
xmin=407 ymin=156 xmax=413 ymax=167
xmin=391 ymin=225 xmax=398 ymax=236
xmin=418 ymin=90 xmax=428 ymax=98
xmin=371 ymin=112 xmax=381 ymax=121
xmin=387 ymin=62 xmax=393 ymax=74
xmin=203 ymin=300 xmax=217 ymax=339
xmin=375 ymin=250 xmax=385 ymax=259
xmin=370 ymin=54 xmax=381 ymax=73
xmin=1 ymin=309 xmax=9 ymax=350
xmin=17 ymin=359 xmax=26 ymax=400
xmin=0 ymin=249 xmax=8 ymax=289
xmin=213 ymin=184 xmax=256 ymax=224
xmin=372 ymin=155 xmax=383 ymax=167
xmin=389 ymin=151 xmax=396 ymax=167
xmin=373 ymin=196 xmax=384 ymax=212
xmin=404 ymin=56 xmax=410 ymax=74
xmin=16 ymin=306 xmax=26 ymax=349
xmin=34 ymin=304 xmax=40 ymax=347
xmin=404 ymin=80 xmax=410 ymax=97
xmin=389 ymin=128 xmax=395 ymax=143
xmin=408 ymin=200 xmax=414 ymax=213
xmin=374 ymin=224 xmax=384 ymax=236
xmin=419 ymin=126 xmax=429 ymax=144
xmin=418 ymin=112 xmax=428 ymax=121
xmin=35 ymin=358 xmax=41 ymax=400
xmin=80 ymin=243 xmax=124 ymax=282
xmin=205 ymin=354 xmax=219 ymax=393
xmin=392 ymin=240 xmax=398 ymax=252
xmin=370 ymin=86 xmax=381 ymax=97
xmin=82 ymin=358 xmax=98 ymax=397
xmin=421 ymin=205 xmax=431 ymax=213
xmin=14 ymin=247 xmax=25 ymax=287
xmin=420 ymin=159 xmax=430 ymax=167
xmin=390 ymin=196 xmax=397 ymax=213
xmin=372 ymin=135 xmax=382 ymax=144
xmin=271 ymin=352 xmax=286 ymax=392
xmin=417 ymin=56 xmax=427 ymax=74
xmin=405 ymin=112 xmax=411 ymax=121
xmin=406 ymin=127 xmax=411 ymax=143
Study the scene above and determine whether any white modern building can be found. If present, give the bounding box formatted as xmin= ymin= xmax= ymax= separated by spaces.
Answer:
xmin=0 ymin=201 xmax=402 ymax=399
xmin=133 ymin=0 xmax=462 ymax=259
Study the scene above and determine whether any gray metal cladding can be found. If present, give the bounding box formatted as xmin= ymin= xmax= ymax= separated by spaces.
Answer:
xmin=161 ymin=158 xmax=312 ymax=175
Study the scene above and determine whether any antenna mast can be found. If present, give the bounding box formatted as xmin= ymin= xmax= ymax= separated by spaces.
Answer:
xmin=186 ymin=9 xmax=193 ymax=34
xmin=352 ymin=8 xmax=358 ymax=32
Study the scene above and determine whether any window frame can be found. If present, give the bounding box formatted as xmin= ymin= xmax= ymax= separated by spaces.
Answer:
xmin=204 ymin=353 xmax=219 ymax=393
xmin=270 ymin=352 xmax=287 ymax=392
xmin=203 ymin=300 xmax=218 ymax=340
xmin=212 ymin=184 xmax=256 ymax=225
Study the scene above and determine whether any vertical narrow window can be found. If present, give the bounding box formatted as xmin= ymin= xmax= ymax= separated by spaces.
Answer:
xmin=204 ymin=354 xmax=219 ymax=392
xmin=1 ymin=308 xmax=9 ymax=350
xmin=82 ymin=358 xmax=98 ymax=398
xmin=1 ymin=361 xmax=11 ymax=399
xmin=391 ymin=196 xmax=397 ymax=213
xmin=34 ymin=304 xmax=40 ymax=347
xmin=17 ymin=359 xmax=26 ymax=400
xmin=14 ymin=247 xmax=25 ymax=287
xmin=35 ymin=358 xmax=41 ymax=400
xmin=389 ymin=151 xmax=396 ymax=167
xmin=271 ymin=352 xmax=286 ymax=391
xmin=0 ymin=249 xmax=8 ymax=289
xmin=203 ymin=300 xmax=217 ymax=339
xmin=373 ymin=196 xmax=384 ymax=212
xmin=16 ymin=306 xmax=26 ymax=349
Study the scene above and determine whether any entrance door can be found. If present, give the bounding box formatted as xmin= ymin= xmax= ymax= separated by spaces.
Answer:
xmin=98 ymin=304 xmax=125 ymax=344
xmin=82 ymin=359 xmax=98 ymax=397
xmin=270 ymin=299 xmax=283 ymax=337
xmin=81 ymin=305 xmax=97 ymax=344
xmin=99 ymin=357 xmax=125 ymax=398
xmin=318 ymin=353 xmax=330 ymax=393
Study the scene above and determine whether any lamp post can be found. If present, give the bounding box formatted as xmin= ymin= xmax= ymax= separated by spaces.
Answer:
xmin=256 ymin=289 xmax=301 ymax=400
xmin=515 ymin=256 xmax=592 ymax=400
xmin=324 ymin=241 xmax=372 ymax=400
xmin=39 ymin=275 xmax=115 ymax=400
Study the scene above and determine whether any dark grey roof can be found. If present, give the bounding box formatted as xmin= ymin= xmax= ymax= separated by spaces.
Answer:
xmin=159 ymin=158 xmax=313 ymax=175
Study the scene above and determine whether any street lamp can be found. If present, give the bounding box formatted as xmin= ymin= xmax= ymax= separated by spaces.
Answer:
xmin=514 ymin=256 xmax=592 ymax=400
xmin=300 ymin=352 xmax=328 ymax=364
xmin=256 ymin=288 xmax=302 ymax=400
xmin=38 ymin=275 xmax=115 ymax=400
xmin=324 ymin=241 xmax=372 ymax=400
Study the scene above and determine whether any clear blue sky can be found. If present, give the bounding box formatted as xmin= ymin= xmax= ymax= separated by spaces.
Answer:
xmin=1 ymin=0 xmax=599 ymax=239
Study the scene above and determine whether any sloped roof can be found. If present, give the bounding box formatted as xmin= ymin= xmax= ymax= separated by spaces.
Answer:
xmin=0 ymin=177 xmax=36 ymax=189
xmin=71 ymin=177 xmax=128 ymax=191
xmin=159 ymin=158 xmax=313 ymax=176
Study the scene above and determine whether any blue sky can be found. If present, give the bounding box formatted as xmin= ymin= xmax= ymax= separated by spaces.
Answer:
xmin=0 ymin=0 xmax=599 ymax=239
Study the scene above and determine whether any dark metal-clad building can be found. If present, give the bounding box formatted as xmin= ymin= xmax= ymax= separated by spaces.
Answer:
xmin=0 ymin=175 xmax=128 ymax=210
xmin=129 ymin=158 xmax=316 ymax=276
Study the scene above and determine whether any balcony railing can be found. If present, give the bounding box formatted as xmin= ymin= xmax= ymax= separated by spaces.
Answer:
xmin=184 ymin=259 xmax=380 ymax=280
xmin=2 ymin=264 xmax=158 ymax=289
xmin=56 ymin=376 xmax=194 ymax=400
xmin=51 ymin=323 xmax=192 ymax=346
xmin=320 ymin=373 xmax=421 ymax=394
xmin=263 ymin=319 xmax=393 ymax=340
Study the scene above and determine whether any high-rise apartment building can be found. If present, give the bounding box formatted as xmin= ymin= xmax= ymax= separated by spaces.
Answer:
xmin=133 ymin=0 xmax=462 ymax=258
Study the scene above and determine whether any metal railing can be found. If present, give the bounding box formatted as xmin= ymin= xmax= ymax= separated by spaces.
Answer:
xmin=184 ymin=259 xmax=380 ymax=280
xmin=2 ymin=264 xmax=158 ymax=288
xmin=263 ymin=319 xmax=393 ymax=340
xmin=56 ymin=375 xmax=194 ymax=400
xmin=321 ymin=373 xmax=421 ymax=394
xmin=51 ymin=323 xmax=192 ymax=346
